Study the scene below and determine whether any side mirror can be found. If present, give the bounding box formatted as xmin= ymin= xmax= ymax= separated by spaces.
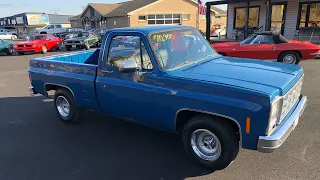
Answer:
xmin=118 ymin=60 xmax=138 ymax=73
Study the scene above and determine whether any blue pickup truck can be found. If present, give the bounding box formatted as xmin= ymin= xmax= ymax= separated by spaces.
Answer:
xmin=29 ymin=26 xmax=307 ymax=170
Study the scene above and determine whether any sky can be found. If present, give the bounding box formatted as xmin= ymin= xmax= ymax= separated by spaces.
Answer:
xmin=0 ymin=0 xmax=228 ymax=17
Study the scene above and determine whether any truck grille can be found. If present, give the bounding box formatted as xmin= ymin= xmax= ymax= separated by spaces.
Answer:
xmin=279 ymin=76 xmax=304 ymax=122
xmin=67 ymin=41 xmax=80 ymax=44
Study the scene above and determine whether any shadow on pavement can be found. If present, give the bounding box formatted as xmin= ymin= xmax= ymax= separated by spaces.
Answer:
xmin=0 ymin=96 xmax=213 ymax=180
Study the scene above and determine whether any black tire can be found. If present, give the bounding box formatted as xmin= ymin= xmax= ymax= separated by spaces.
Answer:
xmin=17 ymin=52 xmax=24 ymax=55
xmin=41 ymin=45 xmax=47 ymax=54
xmin=66 ymin=45 xmax=72 ymax=51
xmin=56 ymin=43 xmax=62 ymax=51
xmin=218 ymin=52 xmax=226 ymax=56
xmin=182 ymin=115 xmax=239 ymax=170
xmin=84 ymin=43 xmax=90 ymax=50
xmin=6 ymin=46 xmax=13 ymax=55
xmin=278 ymin=51 xmax=301 ymax=64
xmin=54 ymin=88 xmax=80 ymax=124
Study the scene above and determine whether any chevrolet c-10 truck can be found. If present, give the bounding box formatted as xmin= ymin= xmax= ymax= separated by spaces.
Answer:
xmin=28 ymin=26 xmax=307 ymax=170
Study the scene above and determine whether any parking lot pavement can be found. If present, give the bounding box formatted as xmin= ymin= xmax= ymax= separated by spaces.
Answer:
xmin=0 ymin=52 xmax=319 ymax=180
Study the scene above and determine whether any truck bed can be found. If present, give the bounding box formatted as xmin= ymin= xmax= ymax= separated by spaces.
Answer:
xmin=28 ymin=49 xmax=101 ymax=111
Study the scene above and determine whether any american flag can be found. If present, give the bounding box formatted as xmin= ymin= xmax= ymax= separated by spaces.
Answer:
xmin=198 ymin=0 xmax=207 ymax=15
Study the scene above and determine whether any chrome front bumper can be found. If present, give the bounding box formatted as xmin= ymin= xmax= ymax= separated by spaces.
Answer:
xmin=257 ymin=95 xmax=307 ymax=153
xmin=29 ymin=86 xmax=36 ymax=96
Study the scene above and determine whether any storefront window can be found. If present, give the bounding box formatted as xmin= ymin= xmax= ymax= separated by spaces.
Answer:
xmin=148 ymin=14 xmax=181 ymax=25
xmin=234 ymin=7 xmax=260 ymax=28
xmin=298 ymin=2 xmax=320 ymax=28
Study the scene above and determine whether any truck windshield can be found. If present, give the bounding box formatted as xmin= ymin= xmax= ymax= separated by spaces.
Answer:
xmin=149 ymin=28 xmax=217 ymax=70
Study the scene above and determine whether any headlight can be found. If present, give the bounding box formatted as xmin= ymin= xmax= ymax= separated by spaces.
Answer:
xmin=266 ymin=97 xmax=282 ymax=136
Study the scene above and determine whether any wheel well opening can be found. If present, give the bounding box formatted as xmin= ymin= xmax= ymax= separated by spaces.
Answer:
xmin=45 ymin=84 xmax=73 ymax=97
xmin=280 ymin=50 xmax=302 ymax=58
xmin=175 ymin=110 xmax=241 ymax=141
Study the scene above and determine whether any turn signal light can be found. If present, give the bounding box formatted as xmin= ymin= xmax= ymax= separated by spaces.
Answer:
xmin=245 ymin=117 xmax=251 ymax=134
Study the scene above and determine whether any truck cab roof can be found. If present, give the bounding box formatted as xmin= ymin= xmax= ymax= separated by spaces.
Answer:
xmin=107 ymin=25 xmax=192 ymax=35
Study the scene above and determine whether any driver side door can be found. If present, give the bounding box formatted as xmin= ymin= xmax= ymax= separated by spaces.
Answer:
xmin=96 ymin=32 xmax=158 ymax=126
xmin=246 ymin=35 xmax=278 ymax=60
xmin=232 ymin=36 xmax=262 ymax=59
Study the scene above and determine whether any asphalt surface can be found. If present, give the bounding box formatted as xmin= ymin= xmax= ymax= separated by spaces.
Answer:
xmin=0 ymin=51 xmax=319 ymax=180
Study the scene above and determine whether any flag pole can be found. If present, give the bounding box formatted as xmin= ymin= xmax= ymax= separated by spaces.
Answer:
xmin=196 ymin=2 xmax=199 ymax=30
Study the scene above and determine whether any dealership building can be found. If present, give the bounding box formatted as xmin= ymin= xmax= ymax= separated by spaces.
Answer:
xmin=69 ymin=0 xmax=226 ymax=32
xmin=0 ymin=12 xmax=73 ymax=36
xmin=205 ymin=0 xmax=320 ymax=42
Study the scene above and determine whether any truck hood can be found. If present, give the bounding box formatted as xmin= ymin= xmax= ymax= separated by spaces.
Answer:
xmin=167 ymin=56 xmax=303 ymax=99
xmin=16 ymin=40 xmax=44 ymax=45
xmin=66 ymin=37 xmax=87 ymax=41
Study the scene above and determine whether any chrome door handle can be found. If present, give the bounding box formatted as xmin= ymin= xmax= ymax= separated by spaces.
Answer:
xmin=101 ymin=70 xmax=113 ymax=74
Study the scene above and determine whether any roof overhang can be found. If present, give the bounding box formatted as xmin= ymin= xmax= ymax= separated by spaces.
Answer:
xmin=206 ymin=0 xmax=264 ymax=5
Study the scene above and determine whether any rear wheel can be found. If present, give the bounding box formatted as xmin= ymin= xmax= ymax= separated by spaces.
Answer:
xmin=278 ymin=51 xmax=301 ymax=64
xmin=6 ymin=46 xmax=13 ymax=55
xmin=182 ymin=115 xmax=239 ymax=170
xmin=56 ymin=43 xmax=62 ymax=51
xmin=41 ymin=45 xmax=47 ymax=54
xmin=11 ymin=36 xmax=17 ymax=40
xmin=54 ymin=88 xmax=80 ymax=123
xmin=66 ymin=45 xmax=72 ymax=51
xmin=84 ymin=43 xmax=90 ymax=50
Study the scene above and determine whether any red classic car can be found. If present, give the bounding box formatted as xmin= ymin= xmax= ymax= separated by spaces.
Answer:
xmin=14 ymin=34 xmax=62 ymax=55
xmin=212 ymin=31 xmax=320 ymax=64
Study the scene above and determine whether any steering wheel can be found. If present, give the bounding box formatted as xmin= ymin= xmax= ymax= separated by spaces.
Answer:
xmin=155 ymin=50 xmax=165 ymax=68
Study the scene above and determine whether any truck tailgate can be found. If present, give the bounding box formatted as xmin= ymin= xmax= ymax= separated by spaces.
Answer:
xmin=29 ymin=50 xmax=100 ymax=111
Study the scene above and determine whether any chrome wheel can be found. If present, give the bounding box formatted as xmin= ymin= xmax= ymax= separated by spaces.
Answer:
xmin=191 ymin=129 xmax=222 ymax=161
xmin=56 ymin=96 xmax=70 ymax=118
xmin=42 ymin=45 xmax=47 ymax=53
xmin=283 ymin=54 xmax=296 ymax=64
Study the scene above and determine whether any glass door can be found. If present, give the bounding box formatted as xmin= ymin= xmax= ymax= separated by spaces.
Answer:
xmin=270 ymin=2 xmax=287 ymax=35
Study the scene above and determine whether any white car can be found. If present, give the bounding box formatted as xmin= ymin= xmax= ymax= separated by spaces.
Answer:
xmin=0 ymin=32 xmax=18 ymax=40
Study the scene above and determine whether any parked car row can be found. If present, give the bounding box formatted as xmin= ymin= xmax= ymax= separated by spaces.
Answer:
xmin=0 ymin=29 xmax=108 ymax=56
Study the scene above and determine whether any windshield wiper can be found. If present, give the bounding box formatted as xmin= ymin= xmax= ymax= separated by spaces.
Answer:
xmin=173 ymin=61 xmax=194 ymax=69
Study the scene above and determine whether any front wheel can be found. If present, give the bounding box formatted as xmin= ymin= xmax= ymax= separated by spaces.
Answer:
xmin=182 ymin=115 xmax=239 ymax=170
xmin=17 ymin=52 xmax=24 ymax=55
xmin=65 ymin=45 xmax=72 ymax=51
xmin=41 ymin=45 xmax=47 ymax=54
xmin=6 ymin=46 xmax=13 ymax=55
xmin=278 ymin=51 xmax=301 ymax=64
xmin=54 ymin=88 xmax=80 ymax=123
xmin=84 ymin=43 xmax=90 ymax=50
